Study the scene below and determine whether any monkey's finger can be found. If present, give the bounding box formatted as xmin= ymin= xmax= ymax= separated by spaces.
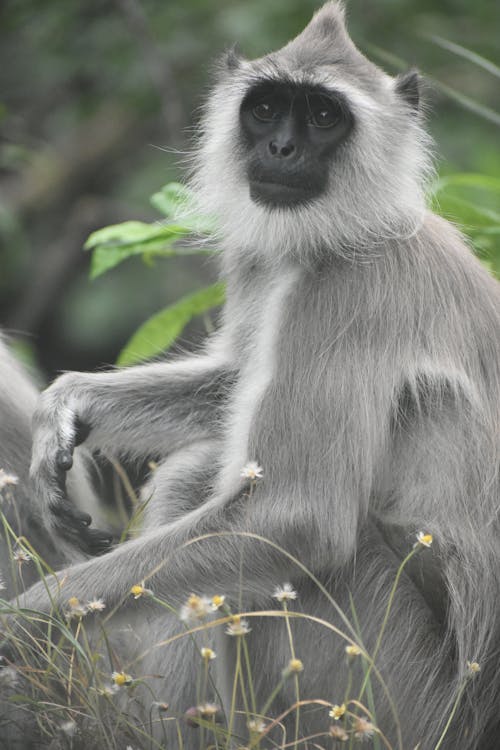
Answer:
xmin=51 ymin=504 xmax=92 ymax=527
xmin=55 ymin=420 xmax=91 ymax=474
xmin=56 ymin=449 xmax=73 ymax=472
xmin=84 ymin=528 xmax=114 ymax=555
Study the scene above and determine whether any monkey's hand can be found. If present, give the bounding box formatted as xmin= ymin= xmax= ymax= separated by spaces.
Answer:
xmin=30 ymin=372 xmax=113 ymax=556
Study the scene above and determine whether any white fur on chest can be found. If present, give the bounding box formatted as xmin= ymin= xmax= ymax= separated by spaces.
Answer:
xmin=216 ymin=267 xmax=301 ymax=498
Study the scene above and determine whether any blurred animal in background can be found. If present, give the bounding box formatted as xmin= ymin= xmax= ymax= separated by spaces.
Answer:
xmin=1 ymin=3 xmax=500 ymax=748
xmin=0 ymin=336 xmax=111 ymax=598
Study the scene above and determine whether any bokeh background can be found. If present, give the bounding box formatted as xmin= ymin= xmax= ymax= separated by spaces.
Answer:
xmin=1 ymin=0 xmax=499 ymax=382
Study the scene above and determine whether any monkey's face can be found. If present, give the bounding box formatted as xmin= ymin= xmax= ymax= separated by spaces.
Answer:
xmin=239 ymin=82 xmax=353 ymax=209
xmin=191 ymin=3 xmax=433 ymax=262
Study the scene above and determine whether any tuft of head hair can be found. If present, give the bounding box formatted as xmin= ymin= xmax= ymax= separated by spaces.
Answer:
xmin=294 ymin=1 xmax=347 ymax=41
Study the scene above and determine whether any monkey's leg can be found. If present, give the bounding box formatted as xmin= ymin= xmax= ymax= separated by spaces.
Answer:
xmin=141 ymin=438 xmax=222 ymax=528
xmin=379 ymin=382 xmax=500 ymax=749
xmin=243 ymin=519 xmax=453 ymax=749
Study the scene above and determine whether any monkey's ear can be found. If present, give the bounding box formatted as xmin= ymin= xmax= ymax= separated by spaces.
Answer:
xmin=224 ymin=43 xmax=245 ymax=71
xmin=395 ymin=69 xmax=420 ymax=112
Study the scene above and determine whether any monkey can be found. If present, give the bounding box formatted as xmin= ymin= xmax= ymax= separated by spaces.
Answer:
xmin=0 ymin=336 xmax=112 ymax=598
xmin=1 ymin=3 xmax=500 ymax=748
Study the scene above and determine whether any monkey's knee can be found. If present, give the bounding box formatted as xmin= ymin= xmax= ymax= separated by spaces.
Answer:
xmin=142 ymin=438 xmax=222 ymax=526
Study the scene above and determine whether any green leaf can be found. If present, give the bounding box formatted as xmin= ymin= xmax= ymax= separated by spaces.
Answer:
xmin=151 ymin=182 xmax=216 ymax=234
xmin=433 ymin=173 xmax=500 ymax=194
xmin=117 ymin=282 xmax=226 ymax=366
xmin=88 ymin=234 xmax=210 ymax=280
xmin=433 ymin=193 xmax=500 ymax=227
xmin=84 ymin=221 xmax=169 ymax=250
xmin=150 ymin=182 xmax=192 ymax=218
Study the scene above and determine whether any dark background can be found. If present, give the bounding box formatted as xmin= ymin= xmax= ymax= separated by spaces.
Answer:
xmin=1 ymin=0 xmax=498 ymax=383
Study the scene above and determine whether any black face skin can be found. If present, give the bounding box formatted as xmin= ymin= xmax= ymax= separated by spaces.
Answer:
xmin=239 ymin=80 xmax=354 ymax=209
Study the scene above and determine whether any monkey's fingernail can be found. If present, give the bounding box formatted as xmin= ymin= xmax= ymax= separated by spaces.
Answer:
xmin=74 ymin=510 xmax=92 ymax=526
xmin=56 ymin=449 xmax=73 ymax=471
xmin=88 ymin=529 xmax=114 ymax=548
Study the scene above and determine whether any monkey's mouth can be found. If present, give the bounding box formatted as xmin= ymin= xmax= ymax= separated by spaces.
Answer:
xmin=249 ymin=180 xmax=315 ymax=209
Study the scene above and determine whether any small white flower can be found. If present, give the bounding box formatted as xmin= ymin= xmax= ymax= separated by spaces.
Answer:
xmin=59 ymin=720 xmax=77 ymax=737
xmin=329 ymin=703 xmax=346 ymax=720
xmin=66 ymin=596 xmax=87 ymax=619
xmin=286 ymin=658 xmax=304 ymax=674
xmin=225 ymin=616 xmax=251 ymax=636
xmin=345 ymin=643 xmax=362 ymax=658
xmin=111 ymin=670 xmax=133 ymax=687
xmin=247 ymin=718 xmax=266 ymax=734
xmin=0 ymin=469 xmax=19 ymax=492
xmin=13 ymin=547 xmax=31 ymax=564
xmin=86 ymin=598 xmax=106 ymax=612
xmin=240 ymin=461 xmax=263 ymax=480
xmin=353 ymin=717 xmax=375 ymax=740
xmin=414 ymin=531 xmax=433 ymax=548
xmin=130 ymin=581 xmax=153 ymax=599
xmin=211 ymin=594 xmax=226 ymax=611
xmin=200 ymin=647 xmax=216 ymax=661
xmin=0 ymin=577 xmax=5 ymax=592
xmin=197 ymin=702 xmax=220 ymax=719
xmin=179 ymin=593 xmax=212 ymax=624
xmin=329 ymin=725 xmax=349 ymax=741
xmin=467 ymin=660 xmax=480 ymax=675
xmin=96 ymin=683 xmax=119 ymax=697
xmin=273 ymin=583 xmax=298 ymax=602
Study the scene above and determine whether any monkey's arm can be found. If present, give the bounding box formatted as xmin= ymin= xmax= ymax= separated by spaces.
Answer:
xmin=23 ymin=358 xmax=375 ymax=613
xmin=30 ymin=351 xmax=235 ymax=544
xmin=16 ymin=475 xmax=355 ymax=618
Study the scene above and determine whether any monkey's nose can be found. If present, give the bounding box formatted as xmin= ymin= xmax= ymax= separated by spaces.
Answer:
xmin=268 ymin=140 xmax=296 ymax=158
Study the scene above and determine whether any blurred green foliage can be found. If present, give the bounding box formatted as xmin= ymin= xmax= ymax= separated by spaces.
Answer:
xmin=0 ymin=0 xmax=498 ymax=378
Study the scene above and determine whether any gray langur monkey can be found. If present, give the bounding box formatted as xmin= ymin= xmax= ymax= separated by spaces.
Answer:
xmin=2 ymin=3 xmax=500 ymax=748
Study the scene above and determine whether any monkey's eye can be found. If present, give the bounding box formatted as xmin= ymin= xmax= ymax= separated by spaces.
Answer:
xmin=307 ymin=94 xmax=341 ymax=129
xmin=252 ymin=101 xmax=278 ymax=122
